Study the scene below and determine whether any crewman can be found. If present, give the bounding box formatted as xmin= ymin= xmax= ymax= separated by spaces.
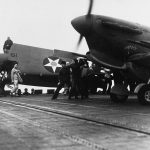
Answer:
xmin=52 ymin=61 xmax=70 ymax=100
xmin=68 ymin=59 xmax=81 ymax=99
xmin=103 ymin=68 xmax=113 ymax=94
xmin=80 ymin=59 xmax=89 ymax=99
xmin=31 ymin=88 xmax=35 ymax=95
xmin=0 ymin=71 xmax=8 ymax=96
xmin=10 ymin=63 xmax=23 ymax=96
xmin=23 ymin=88 xmax=30 ymax=95
xmin=3 ymin=37 xmax=13 ymax=53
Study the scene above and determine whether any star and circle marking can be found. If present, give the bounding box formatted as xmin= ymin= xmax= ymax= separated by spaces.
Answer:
xmin=43 ymin=56 xmax=62 ymax=73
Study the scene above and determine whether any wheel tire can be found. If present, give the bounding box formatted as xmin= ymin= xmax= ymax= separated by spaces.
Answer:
xmin=110 ymin=93 xmax=128 ymax=103
xmin=137 ymin=84 xmax=150 ymax=105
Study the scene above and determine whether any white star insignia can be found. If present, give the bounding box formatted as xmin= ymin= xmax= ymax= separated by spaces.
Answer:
xmin=44 ymin=58 xmax=62 ymax=72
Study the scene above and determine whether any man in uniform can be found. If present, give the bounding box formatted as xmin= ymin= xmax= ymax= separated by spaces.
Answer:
xmin=10 ymin=63 xmax=22 ymax=96
xmin=3 ymin=37 xmax=13 ymax=53
xmin=52 ymin=61 xmax=70 ymax=100
xmin=68 ymin=59 xmax=81 ymax=99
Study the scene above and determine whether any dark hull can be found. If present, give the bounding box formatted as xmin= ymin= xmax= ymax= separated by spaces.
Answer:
xmin=21 ymin=75 xmax=58 ymax=87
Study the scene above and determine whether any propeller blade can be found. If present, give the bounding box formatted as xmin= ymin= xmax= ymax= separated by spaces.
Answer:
xmin=87 ymin=0 xmax=93 ymax=16
xmin=76 ymin=0 xmax=94 ymax=50
xmin=76 ymin=35 xmax=83 ymax=49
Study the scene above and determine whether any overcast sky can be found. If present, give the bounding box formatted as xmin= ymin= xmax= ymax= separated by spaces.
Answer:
xmin=1 ymin=0 xmax=150 ymax=55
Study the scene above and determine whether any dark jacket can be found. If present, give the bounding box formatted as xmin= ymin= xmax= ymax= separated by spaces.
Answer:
xmin=69 ymin=62 xmax=81 ymax=80
xmin=59 ymin=66 xmax=70 ymax=83
xmin=3 ymin=39 xmax=13 ymax=50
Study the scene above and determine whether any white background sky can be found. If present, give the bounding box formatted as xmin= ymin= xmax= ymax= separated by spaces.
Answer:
xmin=1 ymin=0 xmax=150 ymax=55
xmin=2 ymin=0 xmax=150 ymax=92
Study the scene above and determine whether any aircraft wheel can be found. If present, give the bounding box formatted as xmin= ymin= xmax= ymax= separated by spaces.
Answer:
xmin=110 ymin=93 xmax=128 ymax=103
xmin=137 ymin=84 xmax=150 ymax=105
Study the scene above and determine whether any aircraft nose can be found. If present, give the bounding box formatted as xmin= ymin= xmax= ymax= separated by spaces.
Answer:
xmin=71 ymin=15 xmax=92 ymax=35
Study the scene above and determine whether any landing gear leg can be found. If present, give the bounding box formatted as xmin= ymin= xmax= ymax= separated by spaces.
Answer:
xmin=110 ymin=84 xmax=129 ymax=103
xmin=110 ymin=71 xmax=129 ymax=103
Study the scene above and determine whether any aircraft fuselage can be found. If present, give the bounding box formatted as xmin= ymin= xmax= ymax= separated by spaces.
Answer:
xmin=0 ymin=44 xmax=78 ymax=87
xmin=72 ymin=14 xmax=150 ymax=82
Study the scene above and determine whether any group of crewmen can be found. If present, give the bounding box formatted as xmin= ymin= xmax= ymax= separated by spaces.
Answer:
xmin=51 ymin=58 xmax=110 ymax=100
xmin=1 ymin=37 xmax=114 ymax=97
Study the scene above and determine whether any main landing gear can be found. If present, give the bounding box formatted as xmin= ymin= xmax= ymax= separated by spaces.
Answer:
xmin=137 ymin=84 xmax=150 ymax=105
xmin=110 ymin=84 xmax=129 ymax=103
xmin=110 ymin=83 xmax=150 ymax=105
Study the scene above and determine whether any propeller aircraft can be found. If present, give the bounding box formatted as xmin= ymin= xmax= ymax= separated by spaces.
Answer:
xmin=71 ymin=0 xmax=150 ymax=104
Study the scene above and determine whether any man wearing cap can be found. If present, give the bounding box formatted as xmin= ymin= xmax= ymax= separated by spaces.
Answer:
xmin=52 ymin=61 xmax=70 ymax=100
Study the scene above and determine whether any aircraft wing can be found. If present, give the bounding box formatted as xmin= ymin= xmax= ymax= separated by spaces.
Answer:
xmin=128 ymin=52 xmax=150 ymax=68
xmin=128 ymin=40 xmax=150 ymax=49
xmin=53 ymin=49 xmax=86 ymax=59
xmin=86 ymin=51 xmax=126 ymax=70
xmin=127 ymin=40 xmax=150 ymax=67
